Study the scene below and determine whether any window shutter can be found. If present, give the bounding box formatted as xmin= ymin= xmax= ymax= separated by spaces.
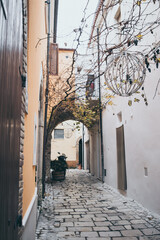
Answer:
xmin=50 ymin=43 xmax=58 ymax=75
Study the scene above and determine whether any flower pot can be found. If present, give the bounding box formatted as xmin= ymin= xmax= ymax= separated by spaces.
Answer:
xmin=78 ymin=164 xmax=82 ymax=170
xmin=52 ymin=171 xmax=65 ymax=181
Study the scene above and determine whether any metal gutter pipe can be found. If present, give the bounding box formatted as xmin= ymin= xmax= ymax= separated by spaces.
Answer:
xmin=42 ymin=0 xmax=51 ymax=198
xmin=97 ymin=28 xmax=105 ymax=183
xmin=53 ymin=0 xmax=59 ymax=43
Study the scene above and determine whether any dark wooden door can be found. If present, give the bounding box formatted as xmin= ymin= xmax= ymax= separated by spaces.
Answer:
xmin=0 ymin=0 xmax=23 ymax=239
xmin=116 ymin=125 xmax=127 ymax=191
xmin=79 ymin=139 xmax=82 ymax=167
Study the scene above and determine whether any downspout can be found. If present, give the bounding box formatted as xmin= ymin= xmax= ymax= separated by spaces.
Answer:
xmin=97 ymin=28 xmax=105 ymax=182
xmin=53 ymin=0 xmax=59 ymax=43
xmin=42 ymin=0 xmax=50 ymax=198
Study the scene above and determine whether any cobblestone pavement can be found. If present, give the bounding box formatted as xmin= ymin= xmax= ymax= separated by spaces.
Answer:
xmin=36 ymin=170 xmax=160 ymax=240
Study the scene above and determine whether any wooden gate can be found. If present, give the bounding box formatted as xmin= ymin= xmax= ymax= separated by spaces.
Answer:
xmin=0 ymin=0 xmax=23 ymax=239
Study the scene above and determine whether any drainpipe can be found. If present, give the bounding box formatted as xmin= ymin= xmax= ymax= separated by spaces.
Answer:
xmin=42 ymin=0 xmax=51 ymax=198
xmin=97 ymin=28 xmax=105 ymax=183
xmin=53 ymin=0 xmax=59 ymax=43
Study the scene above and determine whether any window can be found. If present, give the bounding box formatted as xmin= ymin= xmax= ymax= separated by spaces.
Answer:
xmin=54 ymin=129 xmax=64 ymax=139
xmin=86 ymin=74 xmax=95 ymax=99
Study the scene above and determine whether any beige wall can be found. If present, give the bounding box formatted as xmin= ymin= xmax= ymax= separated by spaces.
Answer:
xmin=51 ymin=120 xmax=82 ymax=164
xmin=48 ymin=48 xmax=75 ymax=117
xmin=23 ymin=0 xmax=47 ymax=217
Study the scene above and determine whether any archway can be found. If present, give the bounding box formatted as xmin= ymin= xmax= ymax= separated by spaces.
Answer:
xmin=45 ymin=100 xmax=87 ymax=180
xmin=45 ymin=99 xmax=100 ymax=181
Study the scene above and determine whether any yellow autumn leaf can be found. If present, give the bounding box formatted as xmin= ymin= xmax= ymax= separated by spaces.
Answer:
xmin=136 ymin=34 xmax=143 ymax=40
xmin=157 ymin=58 xmax=160 ymax=62
xmin=137 ymin=1 xmax=141 ymax=6
xmin=134 ymin=98 xmax=140 ymax=102
xmin=128 ymin=100 xmax=132 ymax=106
xmin=134 ymin=79 xmax=138 ymax=83
xmin=108 ymin=101 xmax=113 ymax=105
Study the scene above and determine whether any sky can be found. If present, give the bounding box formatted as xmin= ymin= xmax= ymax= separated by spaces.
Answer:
xmin=57 ymin=0 xmax=99 ymax=51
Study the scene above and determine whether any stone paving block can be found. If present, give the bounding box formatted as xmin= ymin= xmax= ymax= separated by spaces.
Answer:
xmin=81 ymin=214 xmax=95 ymax=218
xmin=93 ymin=226 xmax=109 ymax=231
xmin=107 ymin=215 xmax=121 ymax=221
xmin=93 ymin=217 xmax=107 ymax=221
xmin=55 ymin=214 xmax=72 ymax=219
xmin=79 ymin=217 xmax=92 ymax=222
xmin=99 ymin=231 xmax=121 ymax=237
xmin=124 ymin=225 xmax=132 ymax=230
xmin=65 ymin=218 xmax=78 ymax=222
xmin=145 ymin=222 xmax=154 ymax=228
xmin=95 ymin=213 xmax=109 ymax=218
xmin=68 ymin=226 xmax=92 ymax=232
xmin=53 ymin=227 xmax=67 ymax=232
xmin=87 ymin=238 xmax=111 ymax=240
xmin=89 ymin=207 xmax=103 ymax=211
xmin=63 ymin=238 xmax=85 ymax=240
xmin=95 ymin=221 xmax=112 ymax=227
xmin=55 ymin=208 xmax=74 ymax=213
xmin=81 ymin=231 xmax=99 ymax=237
xmin=132 ymin=224 xmax=147 ymax=229
xmin=73 ymin=214 xmax=81 ymax=218
xmin=73 ymin=208 xmax=87 ymax=212
xmin=70 ymin=205 xmax=84 ymax=209
xmin=131 ymin=219 xmax=147 ymax=224
xmin=120 ymin=215 xmax=135 ymax=220
xmin=61 ymin=222 xmax=74 ymax=227
xmin=121 ymin=229 xmax=143 ymax=236
xmin=57 ymin=231 xmax=75 ymax=238
xmin=75 ymin=221 xmax=95 ymax=227
xmin=109 ymin=225 xmax=125 ymax=231
xmin=112 ymin=237 xmax=138 ymax=240
xmin=141 ymin=228 xmax=160 ymax=235
xmin=112 ymin=220 xmax=131 ymax=225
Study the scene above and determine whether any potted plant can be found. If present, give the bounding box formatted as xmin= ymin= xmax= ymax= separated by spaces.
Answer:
xmin=50 ymin=154 xmax=68 ymax=181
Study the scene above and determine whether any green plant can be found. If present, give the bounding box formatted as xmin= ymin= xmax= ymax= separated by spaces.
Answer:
xmin=50 ymin=159 xmax=68 ymax=172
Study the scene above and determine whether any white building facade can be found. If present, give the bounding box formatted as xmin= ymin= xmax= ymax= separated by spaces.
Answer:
xmin=87 ymin=0 xmax=160 ymax=215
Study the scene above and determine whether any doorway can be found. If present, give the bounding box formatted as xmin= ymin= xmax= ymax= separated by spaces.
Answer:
xmin=116 ymin=125 xmax=127 ymax=191
xmin=79 ymin=139 xmax=82 ymax=168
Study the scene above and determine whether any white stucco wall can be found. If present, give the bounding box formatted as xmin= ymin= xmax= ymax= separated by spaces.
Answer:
xmin=102 ymin=66 xmax=160 ymax=214
xmin=88 ymin=0 xmax=160 ymax=214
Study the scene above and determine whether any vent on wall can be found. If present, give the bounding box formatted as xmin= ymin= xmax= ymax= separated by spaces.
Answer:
xmin=117 ymin=111 xmax=122 ymax=123
xmin=144 ymin=167 xmax=148 ymax=176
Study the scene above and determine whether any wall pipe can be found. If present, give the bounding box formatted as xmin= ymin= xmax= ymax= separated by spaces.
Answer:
xmin=97 ymin=28 xmax=105 ymax=183
xmin=42 ymin=0 xmax=51 ymax=198
xmin=53 ymin=0 xmax=59 ymax=43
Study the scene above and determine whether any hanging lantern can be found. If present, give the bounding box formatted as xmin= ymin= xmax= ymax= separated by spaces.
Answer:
xmin=104 ymin=51 xmax=146 ymax=96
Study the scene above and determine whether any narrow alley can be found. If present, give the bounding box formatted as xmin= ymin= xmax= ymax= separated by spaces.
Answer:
xmin=36 ymin=170 xmax=160 ymax=240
